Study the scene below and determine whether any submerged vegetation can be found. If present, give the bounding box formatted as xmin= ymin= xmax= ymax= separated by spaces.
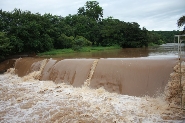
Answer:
xmin=0 ymin=1 xmax=183 ymax=60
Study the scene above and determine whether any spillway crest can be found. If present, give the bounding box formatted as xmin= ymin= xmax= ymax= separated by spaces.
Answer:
xmin=0 ymin=57 xmax=185 ymax=122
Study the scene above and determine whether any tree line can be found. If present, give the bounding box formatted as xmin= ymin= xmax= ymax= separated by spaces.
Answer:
xmin=149 ymin=31 xmax=181 ymax=45
xmin=0 ymin=1 xmax=183 ymax=61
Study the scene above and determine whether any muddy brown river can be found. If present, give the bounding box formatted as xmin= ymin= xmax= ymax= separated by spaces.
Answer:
xmin=41 ymin=45 xmax=180 ymax=59
xmin=1 ymin=43 xmax=185 ymax=122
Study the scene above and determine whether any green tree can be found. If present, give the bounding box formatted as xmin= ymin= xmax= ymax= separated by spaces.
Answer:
xmin=0 ymin=1 xmax=157 ymax=58
xmin=149 ymin=31 xmax=180 ymax=43
xmin=99 ymin=17 xmax=124 ymax=46
xmin=177 ymin=16 xmax=185 ymax=34
xmin=57 ymin=34 xmax=74 ymax=49
xmin=120 ymin=22 xmax=149 ymax=48
xmin=77 ymin=1 xmax=103 ymax=22
xmin=177 ymin=16 xmax=185 ymax=27
xmin=72 ymin=35 xmax=92 ymax=51
xmin=64 ymin=14 xmax=99 ymax=46
xmin=0 ymin=32 xmax=13 ymax=60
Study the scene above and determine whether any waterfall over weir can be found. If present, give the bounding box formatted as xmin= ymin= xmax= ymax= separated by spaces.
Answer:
xmin=2 ymin=56 xmax=185 ymax=122
xmin=14 ymin=57 xmax=177 ymax=96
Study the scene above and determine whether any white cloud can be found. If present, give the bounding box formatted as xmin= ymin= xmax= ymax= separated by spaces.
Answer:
xmin=0 ymin=0 xmax=185 ymax=30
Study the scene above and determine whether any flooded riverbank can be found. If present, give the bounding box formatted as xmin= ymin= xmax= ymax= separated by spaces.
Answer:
xmin=1 ymin=43 xmax=185 ymax=122
xmin=37 ymin=43 xmax=184 ymax=59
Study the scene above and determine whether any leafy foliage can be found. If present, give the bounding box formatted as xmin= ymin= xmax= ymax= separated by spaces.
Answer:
xmin=177 ymin=16 xmax=185 ymax=34
xmin=0 ymin=1 xmax=182 ymax=60
xmin=78 ymin=1 xmax=103 ymax=22
xmin=0 ymin=32 xmax=13 ymax=60
xmin=149 ymin=31 xmax=180 ymax=43
xmin=57 ymin=34 xmax=74 ymax=49
xmin=72 ymin=36 xmax=92 ymax=51
xmin=177 ymin=16 xmax=185 ymax=27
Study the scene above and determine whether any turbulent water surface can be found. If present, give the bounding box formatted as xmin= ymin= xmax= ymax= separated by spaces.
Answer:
xmin=1 ymin=44 xmax=185 ymax=122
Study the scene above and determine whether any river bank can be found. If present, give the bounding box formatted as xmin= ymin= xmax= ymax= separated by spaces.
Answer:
xmin=38 ymin=45 xmax=121 ymax=57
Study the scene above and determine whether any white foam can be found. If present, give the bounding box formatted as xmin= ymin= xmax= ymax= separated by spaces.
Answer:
xmin=0 ymin=65 xmax=185 ymax=122
xmin=0 ymin=73 xmax=184 ymax=122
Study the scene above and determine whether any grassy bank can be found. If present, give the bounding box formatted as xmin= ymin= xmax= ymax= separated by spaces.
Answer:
xmin=38 ymin=45 xmax=121 ymax=57
xmin=148 ymin=42 xmax=160 ymax=47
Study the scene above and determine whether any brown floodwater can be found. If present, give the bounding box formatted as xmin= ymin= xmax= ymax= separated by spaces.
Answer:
xmin=0 ymin=43 xmax=184 ymax=95
xmin=13 ymin=57 xmax=177 ymax=96
xmin=1 ymin=43 xmax=185 ymax=122
xmin=40 ymin=43 xmax=182 ymax=59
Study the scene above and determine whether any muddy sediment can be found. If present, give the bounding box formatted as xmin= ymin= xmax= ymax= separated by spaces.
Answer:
xmin=41 ymin=59 xmax=96 ymax=86
xmin=0 ymin=57 xmax=185 ymax=122
xmin=13 ymin=57 xmax=177 ymax=96
xmin=0 ymin=64 xmax=184 ymax=122
xmin=91 ymin=58 xmax=177 ymax=96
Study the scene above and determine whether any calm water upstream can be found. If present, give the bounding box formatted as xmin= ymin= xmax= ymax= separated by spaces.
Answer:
xmin=44 ymin=43 xmax=184 ymax=59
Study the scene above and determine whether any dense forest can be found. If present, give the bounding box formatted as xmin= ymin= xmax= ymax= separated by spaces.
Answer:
xmin=149 ymin=31 xmax=180 ymax=44
xmin=0 ymin=1 xmax=183 ymax=61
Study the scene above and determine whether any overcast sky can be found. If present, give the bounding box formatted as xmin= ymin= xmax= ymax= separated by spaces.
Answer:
xmin=0 ymin=0 xmax=185 ymax=31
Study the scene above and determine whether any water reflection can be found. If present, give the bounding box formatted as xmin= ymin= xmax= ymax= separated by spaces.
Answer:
xmin=41 ymin=43 xmax=185 ymax=59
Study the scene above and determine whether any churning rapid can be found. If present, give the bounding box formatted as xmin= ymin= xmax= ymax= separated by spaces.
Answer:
xmin=0 ymin=57 xmax=185 ymax=122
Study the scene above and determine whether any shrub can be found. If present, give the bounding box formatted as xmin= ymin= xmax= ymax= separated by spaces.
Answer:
xmin=0 ymin=32 xmax=13 ymax=60
xmin=72 ymin=36 xmax=92 ymax=51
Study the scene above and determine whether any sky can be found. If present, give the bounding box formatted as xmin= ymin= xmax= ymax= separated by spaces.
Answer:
xmin=0 ymin=0 xmax=185 ymax=31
